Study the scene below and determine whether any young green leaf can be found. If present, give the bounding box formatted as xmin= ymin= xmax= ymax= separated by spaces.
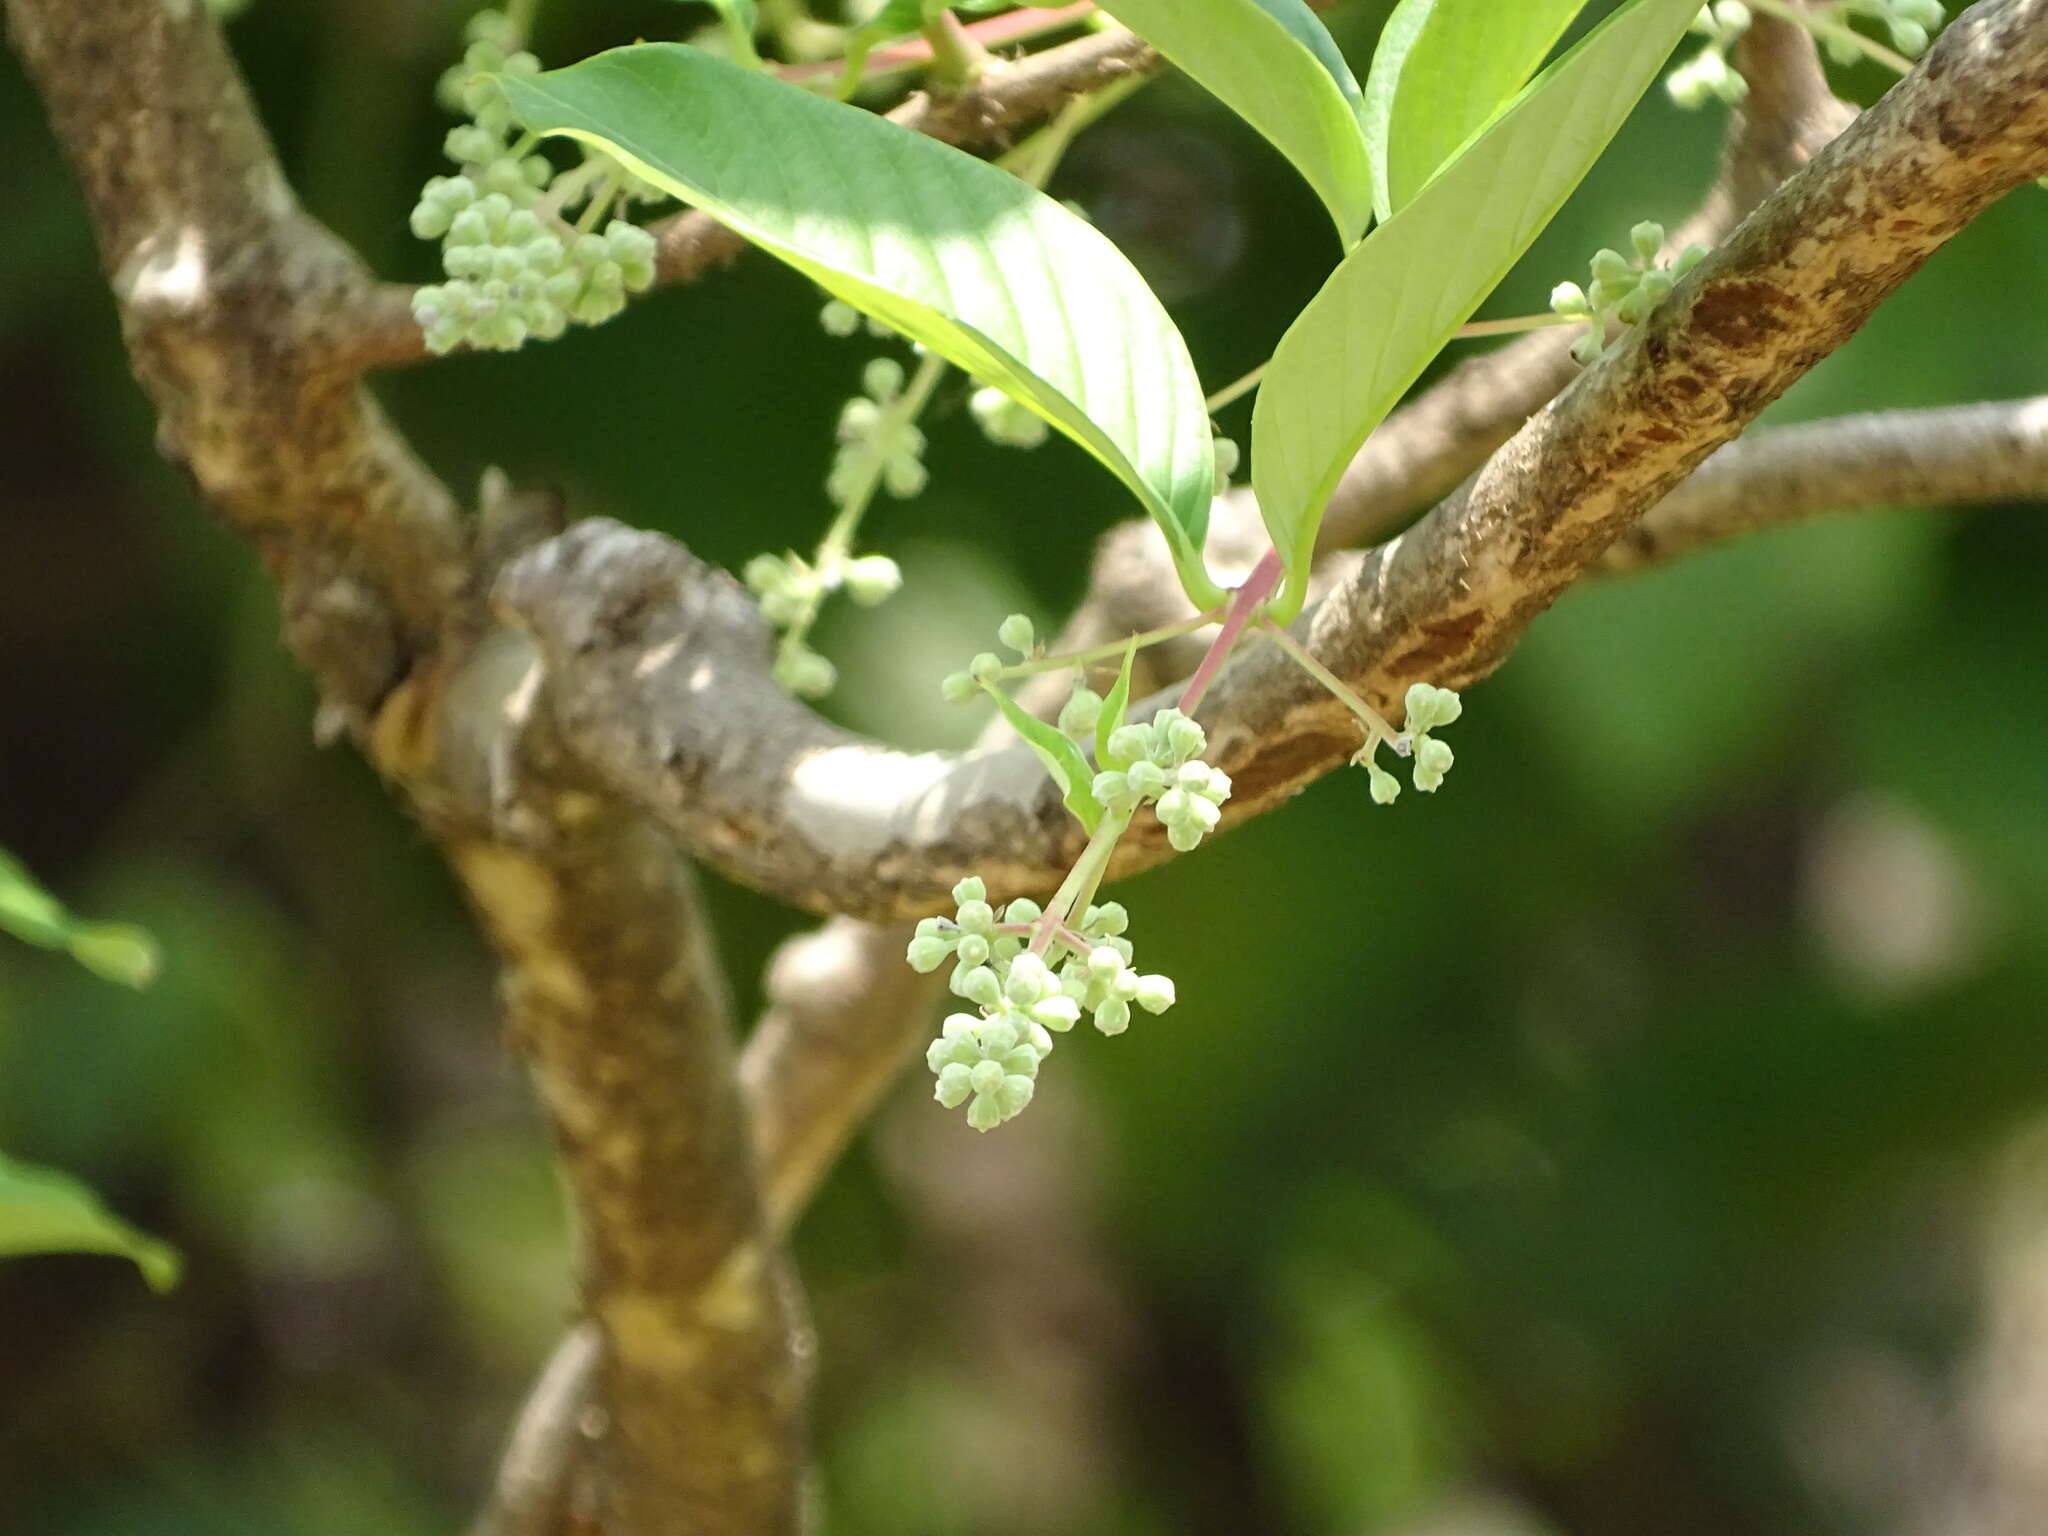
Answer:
xmin=985 ymin=686 xmax=1105 ymax=833
xmin=1095 ymin=638 xmax=1139 ymax=768
xmin=1094 ymin=0 xmax=1373 ymax=245
xmin=0 ymin=1154 xmax=181 ymax=1291
xmin=500 ymin=46 xmax=1225 ymax=609
xmin=1251 ymin=0 xmax=1699 ymax=619
xmin=1362 ymin=0 xmax=1587 ymax=219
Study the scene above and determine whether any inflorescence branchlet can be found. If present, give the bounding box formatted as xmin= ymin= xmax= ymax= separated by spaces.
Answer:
xmin=1354 ymin=683 xmax=1463 ymax=804
xmin=411 ymin=8 xmax=662 ymax=354
xmin=1668 ymin=0 xmax=1945 ymax=110
xmin=910 ymin=881 xmax=1177 ymax=1131
xmin=1550 ymin=222 xmax=1708 ymax=365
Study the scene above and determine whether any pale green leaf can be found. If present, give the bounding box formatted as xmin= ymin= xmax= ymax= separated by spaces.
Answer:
xmin=501 ymin=46 xmax=1224 ymax=608
xmin=1362 ymin=0 xmax=1587 ymax=219
xmin=0 ymin=1153 xmax=182 ymax=1291
xmin=1096 ymin=639 xmax=1139 ymax=769
xmin=985 ymin=687 xmax=1104 ymax=832
xmin=1252 ymin=0 xmax=1699 ymax=619
xmin=1095 ymin=0 xmax=1373 ymax=244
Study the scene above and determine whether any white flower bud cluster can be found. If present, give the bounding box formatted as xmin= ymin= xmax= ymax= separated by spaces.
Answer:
xmin=829 ymin=357 xmax=930 ymax=503
xmin=819 ymin=298 xmax=894 ymax=341
xmin=1667 ymin=3 xmax=1754 ymax=108
xmin=1093 ymin=709 xmax=1233 ymax=853
xmin=1550 ymin=222 xmax=1709 ymax=365
xmin=1354 ymin=683 xmax=1463 ymax=804
xmin=969 ymin=385 xmax=1052 ymax=451
xmin=410 ymin=9 xmax=659 ymax=354
xmin=742 ymin=549 xmax=901 ymax=697
xmin=911 ymin=881 xmax=1176 ymax=1130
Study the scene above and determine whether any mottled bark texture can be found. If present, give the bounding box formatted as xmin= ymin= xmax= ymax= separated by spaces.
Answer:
xmin=6 ymin=2 xmax=803 ymax=1530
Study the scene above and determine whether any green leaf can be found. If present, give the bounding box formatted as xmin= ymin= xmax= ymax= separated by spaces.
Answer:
xmin=1362 ymin=0 xmax=1587 ymax=220
xmin=1096 ymin=639 xmax=1138 ymax=769
xmin=0 ymin=847 xmax=161 ymax=987
xmin=0 ymin=1153 xmax=181 ymax=1291
xmin=500 ymin=46 xmax=1225 ymax=609
xmin=1095 ymin=0 xmax=1373 ymax=245
xmin=1251 ymin=0 xmax=1699 ymax=619
xmin=984 ymin=686 xmax=1104 ymax=833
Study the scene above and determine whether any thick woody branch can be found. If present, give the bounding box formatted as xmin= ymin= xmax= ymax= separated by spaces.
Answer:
xmin=495 ymin=0 xmax=2048 ymax=922
xmin=1605 ymin=395 xmax=2048 ymax=572
xmin=7 ymin=3 xmax=807 ymax=1531
xmin=347 ymin=25 xmax=1160 ymax=374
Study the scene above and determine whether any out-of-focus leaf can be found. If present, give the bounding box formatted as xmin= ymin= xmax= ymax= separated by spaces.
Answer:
xmin=0 ymin=1152 xmax=181 ymax=1290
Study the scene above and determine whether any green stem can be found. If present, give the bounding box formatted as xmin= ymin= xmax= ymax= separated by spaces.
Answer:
xmin=997 ymin=611 xmax=1224 ymax=680
xmin=1257 ymin=617 xmax=1402 ymax=749
xmin=1749 ymin=0 xmax=1915 ymax=73
xmin=1001 ymin=71 xmax=1147 ymax=189
xmin=1207 ymin=311 xmax=1574 ymax=415
xmin=777 ymin=348 xmax=949 ymax=676
xmin=575 ymin=174 xmax=619 ymax=235
xmin=505 ymin=0 xmax=540 ymax=46
xmin=1033 ymin=805 xmax=1134 ymax=955
xmin=920 ymin=11 xmax=989 ymax=88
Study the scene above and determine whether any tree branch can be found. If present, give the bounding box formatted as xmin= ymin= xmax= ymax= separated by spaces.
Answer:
xmin=491 ymin=0 xmax=2048 ymax=921
xmin=1604 ymin=395 xmax=2048 ymax=572
xmin=6 ymin=4 xmax=810 ymax=1530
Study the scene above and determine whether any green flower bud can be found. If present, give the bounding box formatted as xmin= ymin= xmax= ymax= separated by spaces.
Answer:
xmin=1712 ymin=0 xmax=1751 ymax=32
xmin=952 ymin=965 xmax=1001 ymax=1007
xmin=968 ymin=651 xmax=1003 ymax=684
xmin=941 ymin=671 xmax=978 ymax=703
xmin=1125 ymin=759 xmax=1167 ymax=800
xmin=1413 ymin=736 xmax=1455 ymax=792
xmin=821 ymin=299 xmax=861 ymax=337
xmin=1590 ymin=247 xmax=1634 ymax=285
xmin=1615 ymin=287 xmax=1651 ymax=326
xmin=907 ymin=934 xmax=954 ymax=972
xmin=1588 ymin=276 xmax=1636 ymax=313
xmin=968 ymin=1059 xmax=1007 ymax=1097
xmin=1211 ymin=435 xmax=1241 ymax=495
xmin=1630 ymin=221 xmax=1666 ymax=262
xmin=1404 ymin=683 xmax=1463 ymax=732
xmin=862 ymin=357 xmax=905 ymax=400
xmin=840 ymin=554 xmax=902 ymax=607
xmin=1550 ymin=280 xmax=1591 ymax=317
xmin=1638 ymin=268 xmax=1675 ymax=305
xmin=1058 ymin=688 xmax=1103 ymax=739
xmin=1006 ymin=953 xmax=1054 ymax=1003
xmin=1133 ymin=974 xmax=1176 ymax=1015
xmin=1082 ymin=902 xmax=1129 ymax=937
xmin=1094 ymin=998 xmax=1131 ymax=1036
xmin=743 ymin=553 xmax=789 ymax=595
xmin=956 ymin=899 xmax=995 ymax=935
xmin=955 ymin=933 xmax=990 ymax=968
xmin=968 ymin=385 xmax=1049 ymax=450
xmin=1004 ymin=898 xmax=1042 ymax=924
xmin=997 ymin=613 xmax=1036 ymax=655
xmin=1161 ymin=712 xmax=1206 ymax=764
xmin=1367 ymin=761 xmax=1401 ymax=804
xmin=1104 ymin=723 xmax=1150 ymax=768
xmin=952 ymin=876 xmax=986 ymax=905
xmin=1030 ymin=994 xmax=1081 ymax=1032
xmin=1889 ymin=17 xmax=1929 ymax=54
xmin=778 ymin=647 xmax=836 ymax=698
xmin=1092 ymin=770 xmax=1134 ymax=808
xmin=1088 ymin=946 xmax=1125 ymax=980
xmin=933 ymin=1061 xmax=972 ymax=1107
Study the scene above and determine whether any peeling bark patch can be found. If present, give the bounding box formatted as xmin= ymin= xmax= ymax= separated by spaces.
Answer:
xmin=1692 ymin=280 xmax=1793 ymax=352
xmin=1387 ymin=609 xmax=1485 ymax=677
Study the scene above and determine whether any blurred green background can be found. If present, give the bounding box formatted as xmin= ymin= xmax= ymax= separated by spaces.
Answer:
xmin=4 ymin=2 xmax=2045 ymax=1532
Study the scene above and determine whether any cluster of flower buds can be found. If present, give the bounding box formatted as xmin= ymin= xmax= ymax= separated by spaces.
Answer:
xmin=743 ymin=547 xmax=902 ymax=696
xmin=1667 ymin=3 xmax=1755 ymax=107
xmin=1094 ymin=709 xmax=1233 ymax=853
xmin=1354 ymin=683 xmax=1463 ymax=804
xmin=410 ymin=8 xmax=660 ymax=353
xmin=829 ymin=358 xmax=931 ymax=503
xmin=911 ymin=881 xmax=1175 ymax=1129
xmin=1211 ymin=434 xmax=1242 ymax=496
xmin=1550 ymin=222 xmax=1709 ymax=365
